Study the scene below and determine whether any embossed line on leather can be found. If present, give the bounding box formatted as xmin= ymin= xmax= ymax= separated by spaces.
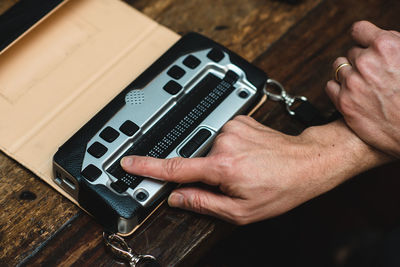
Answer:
xmin=0 ymin=0 xmax=70 ymax=55
xmin=0 ymin=13 xmax=98 ymax=103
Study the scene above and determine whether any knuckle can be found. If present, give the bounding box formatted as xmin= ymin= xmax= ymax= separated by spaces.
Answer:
xmin=239 ymin=115 xmax=259 ymax=127
xmin=213 ymin=132 xmax=226 ymax=147
xmin=189 ymin=194 xmax=206 ymax=214
xmin=222 ymin=119 xmax=240 ymax=132
xmin=373 ymin=33 xmax=396 ymax=54
xmin=343 ymin=73 xmax=360 ymax=91
xmin=229 ymin=207 xmax=250 ymax=225
xmin=213 ymin=154 xmax=236 ymax=178
xmin=214 ymin=132 xmax=237 ymax=150
xmin=354 ymin=54 xmax=369 ymax=72
xmin=162 ymin=158 xmax=184 ymax=179
xmin=332 ymin=57 xmax=343 ymax=69
xmin=140 ymin=157 xmax=152 ymax=172
xmin=234 ymin=115 xmax=250 ymax=122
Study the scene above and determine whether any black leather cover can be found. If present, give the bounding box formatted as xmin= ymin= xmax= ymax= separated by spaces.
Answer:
xmin=0 ymin=0 xmax=66 ymax=52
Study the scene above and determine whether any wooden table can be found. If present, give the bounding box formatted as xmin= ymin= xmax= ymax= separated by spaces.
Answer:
xmin=1 ymin=0 xmax=400 ymax=266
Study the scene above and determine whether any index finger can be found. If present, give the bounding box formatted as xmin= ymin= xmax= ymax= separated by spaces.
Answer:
xmin=351 ymin=21 xmax=383 ymax=47
xmin=121 ymin=156 xmax=219 ymax=186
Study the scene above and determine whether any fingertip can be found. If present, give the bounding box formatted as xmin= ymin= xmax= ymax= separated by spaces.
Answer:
xmin=120 ymin=155 xmax=155 ymax=178
xmin=120 ymin=156 xmax=133 ymax=168
xmin=351 ymin=20 xmax=366 ymax=32
xmin=168 ymin=192 xmax=184 ymax=207
xmin=351 ymin=20 xmax=382 ymax=47
xmin=325 ymin=80 xmax=339 ymax=92
xmin=351 ymin=20 xmax=373 ymax=35
xmin=168 ymin=187 xmax=221 ymax=216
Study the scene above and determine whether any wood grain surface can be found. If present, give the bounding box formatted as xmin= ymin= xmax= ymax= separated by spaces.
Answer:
xmin=1 ymin=0 xmax=399 ymax=266
xmin=0 ymin=0 xmax=18 ymax=14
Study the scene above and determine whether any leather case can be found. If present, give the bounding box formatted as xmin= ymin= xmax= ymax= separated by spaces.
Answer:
xmin=53 ymin=32 xmax=267 ymax=233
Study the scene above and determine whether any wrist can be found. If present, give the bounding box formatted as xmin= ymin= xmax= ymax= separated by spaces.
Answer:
xmin=299 ymin=119 xmax=392 ymax=190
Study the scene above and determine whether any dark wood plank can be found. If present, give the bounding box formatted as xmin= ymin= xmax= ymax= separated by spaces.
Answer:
xmin=2 ymin=0 xmax=400 ymax=266
xmin=18 ymin=203 xmax=234 ymax=267
xmin=128 ymin=0 xmax=322 ymax=61
xmin=0 ymin=0 xmax=323 ymax=266
xmin=0 ymin=152 xmax=79 ymax=266
xmin=0 ymin=0 xmax=18 ymax=15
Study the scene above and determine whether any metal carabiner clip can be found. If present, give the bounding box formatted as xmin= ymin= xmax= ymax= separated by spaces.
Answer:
xmin=103 ymin=232 xmax=157 ymax=267
xmin=263 ymin=79 xmax=308 ymax=116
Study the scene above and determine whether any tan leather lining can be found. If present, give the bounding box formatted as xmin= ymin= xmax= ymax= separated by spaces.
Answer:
xmin=0 ymin=0 xmax=179 ymax=205
xmin=0 ymin=0 xmax=72 ymax=56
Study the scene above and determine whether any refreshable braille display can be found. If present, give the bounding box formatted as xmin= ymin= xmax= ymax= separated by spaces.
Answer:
xmin=53 ymin=33 xmax=267 ymax=235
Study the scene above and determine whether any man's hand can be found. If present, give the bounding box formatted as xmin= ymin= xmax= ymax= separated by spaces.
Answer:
xmin=121 ymin=116 xmax=387 ymax=225
xmin=326 ymin=21 xmax=400 ymax=158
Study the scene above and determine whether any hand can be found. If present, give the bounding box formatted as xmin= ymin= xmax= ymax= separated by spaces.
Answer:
xmin=326 ymin=21 xmax=400 ymax=158
xmin=121 ymin=116 xmax=387 ymax=225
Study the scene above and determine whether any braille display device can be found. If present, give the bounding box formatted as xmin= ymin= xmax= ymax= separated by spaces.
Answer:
xmin=53 ymin=33 xmax=268 ymax=235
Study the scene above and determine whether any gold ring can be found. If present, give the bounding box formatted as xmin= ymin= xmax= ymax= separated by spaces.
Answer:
xmin=334 ymin=63 xmax=351 ymax=82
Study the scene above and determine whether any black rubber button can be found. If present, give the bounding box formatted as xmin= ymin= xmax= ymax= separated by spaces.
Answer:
xmin=81 ymin=164 xmax=102 ymax=182
xmin=180 ymin=141 xmax=198 ymax=158
xmin=183 ymin=55 xmax=201 ymax=69
xmin=207 ymin=48 xmax=224 ymax=62
xmin=99 ymin=126 xmax=120 ymax=143
xmin=180 ymin=129 xmax=212 ymax=158
xmin=119 ymin=120 xmax=139 ymax=137
xmin=110 ymin=180 xmax=128 ymax=194
xmin=163 ymin=80 xmax=182 ymax=95
xmin=135 ymin=191 xmax=148 ymax=202
xmin=87 ymin=142 xmax=108 ymax=158
xmin=223 ymin=70 xmax=239 ymax=84
xmin=167 ymin=65 xmax=185 ymax=79
xmin=238 ymin=90 xmax=249 ymax=98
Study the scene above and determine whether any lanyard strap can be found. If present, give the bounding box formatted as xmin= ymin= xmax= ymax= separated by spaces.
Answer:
xmin=263 ymin=79 xmax=341 ymax=127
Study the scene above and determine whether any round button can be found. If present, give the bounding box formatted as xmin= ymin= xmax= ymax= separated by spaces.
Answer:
xmin=238 ymin=90 xmax=249 ymax=98
xmin=135 ymin=189 xmax=149 ymax=202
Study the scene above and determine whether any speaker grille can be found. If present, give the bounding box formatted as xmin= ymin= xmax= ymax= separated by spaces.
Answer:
xmin=125 ymin=89 xmax=145 ymax=105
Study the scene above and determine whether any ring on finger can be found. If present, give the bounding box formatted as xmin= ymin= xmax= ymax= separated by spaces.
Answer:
xmin=334 ymin=63 xmax=352 ymax=82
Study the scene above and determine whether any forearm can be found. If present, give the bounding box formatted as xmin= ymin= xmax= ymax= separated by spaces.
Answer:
xmin=300 ymin=119 xmax=393 ymax=196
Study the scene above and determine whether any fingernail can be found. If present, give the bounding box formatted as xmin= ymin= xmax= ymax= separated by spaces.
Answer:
xmin=168 ymin=192 xmax=184 ymax=207
xmin=121 ymin=157 xmax=133 ymax=167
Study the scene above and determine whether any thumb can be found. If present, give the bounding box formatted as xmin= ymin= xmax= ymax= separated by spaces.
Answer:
xmin=168 ymin=187 xmax=243 ymax=224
